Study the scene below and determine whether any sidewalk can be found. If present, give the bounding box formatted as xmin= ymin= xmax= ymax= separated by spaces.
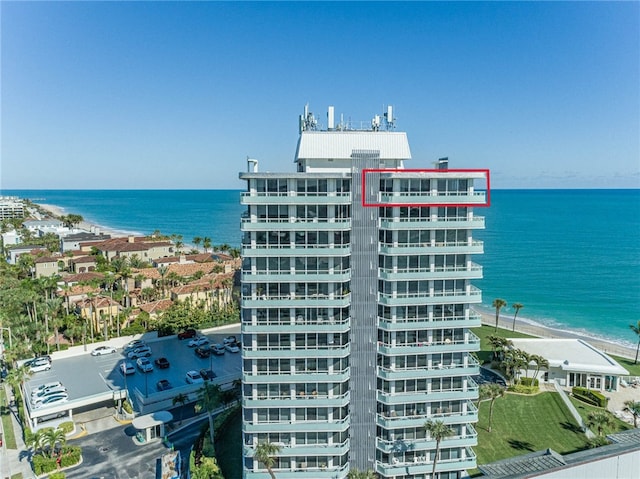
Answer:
xmin=1 ymin=383 xmax=35 ymax=479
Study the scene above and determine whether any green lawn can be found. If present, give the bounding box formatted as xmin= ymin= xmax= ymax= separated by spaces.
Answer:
xmin=0 ymin=387 xmax=17 ymax=449
xmin=474 ymin=392 xmax=589 ymax=465
xmin=569 ymin=397 xmax=632 ymax=434
xmin=610 ymin=354 xmax=640 ymax=377
xmin=216 ymin=407 xmax=242 ymax=479
xmin=471 ymin=325 xmax=535 ymax=364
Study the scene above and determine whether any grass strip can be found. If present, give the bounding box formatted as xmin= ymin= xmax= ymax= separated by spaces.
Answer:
xmin=0 ymin=387 xmax=18 ymax=449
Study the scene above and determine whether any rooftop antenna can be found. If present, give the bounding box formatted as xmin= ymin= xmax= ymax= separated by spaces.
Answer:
xmin=299 ymin=103 xmax=318 ymax=133
xmin=383 ymin=105 xmax=395 ymax=130
xmin=371 ymin=114 xmax=381 ymax=131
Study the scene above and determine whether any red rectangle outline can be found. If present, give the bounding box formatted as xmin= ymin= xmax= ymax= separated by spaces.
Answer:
xmin=361 ymin=168 xmax=491 ymax=208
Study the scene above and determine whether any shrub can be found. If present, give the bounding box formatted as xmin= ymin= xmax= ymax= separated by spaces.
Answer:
xmin=122 ymin=399 xmax=134 ymax=414
xmin=519 ymin=377 xmax=539 ymax=387
xmin=572 ymin=387 xmax=607 ymax=407
xmin=508 ymin=384 xmax=538 ymax=395
xmin=33 ymin=455 xmax=57 ymax=475
xmin=58 ymin=421 xmax=74 ymax=434
xmin=60 ymin=446 xmax=81 ymax=467
xmin=49 ymin=472 xmax=66 ymax=479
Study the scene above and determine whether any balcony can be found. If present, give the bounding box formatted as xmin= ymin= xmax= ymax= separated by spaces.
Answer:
xmin=242 ymin=244 xmax=351 ymax=257
xmin=376 ymin=385 xmax=478 ymax=405
xmin=242 ymin=317 xmax=350 ymax=334
xmin=243 ymin=462 xmax=350 ymax=479
xmin=376 ymin=404 xmax=479 ymax=429
xmin=241 ymin=217 xmax=351 ymax=231
xmin=241 ymin=269 xmax=351 ymax=283
xmin=380 ymin=215 xmax=485 ymax=230
xmin=376 ymin=359 xmax=480 ymax=380
xmin=241 ymin=292 xmax=351 ymax=309
xmin=377 ymin=332 xmax=480 ymax=355
xmin=378 ymin=286 xmax=482 ymax=306
xmin=243 ymin=368 xmax=350 ymax=384
xmin=240 ymin=190 xmax=352 ymax=205
xmin=378 ymin=314 xmax=482 ymax=331
xmin=375 ymin=447 xmax=477 ymax=476
xmin=376 ymin=189 xmax=487 ymax=206
xmin=379 ymin=240 xmax=483 ymax=255
xmin=376 ymin=426 xmax=477 ymax=453
xmin=378 ymin=264 xmax=482 ymax=281
xmin=243 ymin=392 xmax=350 ymax=408
xmin=243 ymin=344 xmax=350 ymax=359
xmin=243 ymin=417 xmax=349 ymax=433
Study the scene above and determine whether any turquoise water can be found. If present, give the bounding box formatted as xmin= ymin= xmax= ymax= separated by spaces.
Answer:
xmin=4 ymin=189 xmax=639 ymax=347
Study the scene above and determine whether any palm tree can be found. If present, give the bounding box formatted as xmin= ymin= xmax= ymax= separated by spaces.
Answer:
xmin=157 ymin=265 xmax=168 ymax=297
xmin=193 ymin=236 xmax=202 ymax=251
xmin=481 ymin=383 xmax=505 ymax=432
xmin=6 ymin=364 xmax=32 ymax=393
xmin=26 ymin=428 xmax=47 ymax=454
xmin=492 ymin=298 xmax=507 ymax=332
xmin=197 ymin=382 xmax=222 ymax=447
xmin=530 ymin=354 xmax=549 ymax=383
xmin=202 ymin=237 xmax=212 ymax=253
xmin=587 ymin=410 xmax=615 ymax=437
xmin=347 ymin=469 xmax=377 ymax=479
xmin=511 ymin=302 xmax=523 ymax=331
xmin=43 ymin=427 xmax=66 ymax=458
xmin=624 ymin=400 xmax=640 ymax=428
xmin=172 ymin=393 xmax=189 ymax=425
xmin=254 ymin=441 xmax=281 ymax=479
xmin=630 ymin=320 xmax=640 ymax=364
xmin=424 ymin=419 xmax=453 ymax=477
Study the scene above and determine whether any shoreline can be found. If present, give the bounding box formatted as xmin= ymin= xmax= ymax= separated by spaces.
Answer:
xmin=476 ymin=308 xmax=637 ymax=361
xmin=37 ymin=203 xmax=140 ymax=238
xmin=34 ymin=201 xmax=638 ymax=362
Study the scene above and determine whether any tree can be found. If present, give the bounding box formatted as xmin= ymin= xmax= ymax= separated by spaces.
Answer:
xmin=197 ymin=383 xmax=222 ymax=448
xmin=172 ymin=393 xmax=188 ymax=425
xmin=254 ymin=441 xmax=281 ymax=479
xmin=193 ymin=236 xmax=202 ymax=250
xmin=492 ymin=298 xmax=507 ymax=332
xmin=43 ymin=427 xmax=66 ymax=458
xmin=424 ymin=419 xmax=453 ymax=477
xmin=202 ymin=237 xmax=212 ymax=253
xmin=480 ymin=383 xmax=505 ymax=432
xmin=6 ymin=364 xmax=32 ymax=391
xmin=530 ymin=354 xmax=549 ymax=383
xmin=630 ymin=320 xmax=640 ymax=364
xmin=587 ymin=410 xmax=615 ymax=437
xmin=511 ymin=302 xmax=523 ymax=331
xmin=624 ymin=400 xmax=640 ymax=428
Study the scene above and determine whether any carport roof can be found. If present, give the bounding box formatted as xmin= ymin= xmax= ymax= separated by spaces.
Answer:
xmin=132 ymin=410 xmax=173 ymax=429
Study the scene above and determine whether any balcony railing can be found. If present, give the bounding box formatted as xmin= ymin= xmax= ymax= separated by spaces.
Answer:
xmin=378 ymin=286 xmax=481 ymax=301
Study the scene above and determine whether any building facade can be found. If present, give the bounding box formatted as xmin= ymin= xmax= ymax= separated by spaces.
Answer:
xmin=240 ymin=106 xmax=487 ymax=478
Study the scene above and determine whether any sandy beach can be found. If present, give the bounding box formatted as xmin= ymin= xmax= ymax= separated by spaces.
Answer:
xmin=477 ymin=309 xmax=637 ymax=361
xmin=38 ymin=203 xmax=131 ymax=238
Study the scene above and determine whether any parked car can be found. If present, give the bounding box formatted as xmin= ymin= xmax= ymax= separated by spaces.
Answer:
xmin=31 ymin=386 xmax=67 ymax=404
xmin=195 ymin=346 xmax=211 ymax=358
xmin=127 ymin=346 xmax=152 ymax=359
xmin=211 ymin=344 xmax=226 ymax=355
xmin=225 ymin=343 xmax=240 ymax=353
xmin=120 ymin=361 xmax=136 ymax=375
xmin=91 ymin=345 xmax=117 ymax=356
xmin=199 ymin=369 xmax=216 ymax=381
xmin=33 ymin=395 xmax=68 ymax=409
xmin=124 ymin=339 xmax=146 ymax=351
xmin=28 ymin=358 xmax=51 ymax=373
xmin=156 ymin=379 xmax=172 ymax=391
xmin=32 ymin=391 xmax=68 ymax=406
xmin=136 ymin=357 xmax=154 ymax=373
xmin=188 ymin=336 xmax=210 ymax=348
xmin=31 ymin=381 xmax=63 ymax=397
xmin=155 ymin=357 xmax=170 ymax=369
xmin=177 ymin=328 xmax=197 ymax=340
xmin=223 ymin=336 xmax=237 ymax=345
xmin=185 ymin=370 xmax=204 ymax=384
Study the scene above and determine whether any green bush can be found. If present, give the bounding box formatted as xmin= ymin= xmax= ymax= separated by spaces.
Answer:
xmin=508 ymin=384 xmax=538 ymax=395
xmin=33 ymin=455 xmax=57 ymax=475
xmin=58 ymin=421 xmax=74 ymax=434
xmin=122 ymin=399 xmax=133 ymax=414
xmin=519 ymin=377 xmax=539 ymax=387
xmin=60 ymin=446 xmax=81 ymax=467
xmin=572 ymin=387 xmax=607 ymax=407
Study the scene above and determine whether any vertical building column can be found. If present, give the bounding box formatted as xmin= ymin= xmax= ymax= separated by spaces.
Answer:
xmin=349 ymin=151 xmax=380 ymax=471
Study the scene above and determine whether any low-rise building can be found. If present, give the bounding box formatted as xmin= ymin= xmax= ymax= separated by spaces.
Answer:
xmin=510 ymin=338 xmax=629 ymax=392
xmin=34 ymin=256 xmax=61 ymax=278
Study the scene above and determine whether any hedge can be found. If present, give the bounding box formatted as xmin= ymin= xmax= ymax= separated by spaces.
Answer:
xmin=32 ymin=446 xmax=81 ymax=475
xmin=572 ymin=386 xmax=608 ymax=407
xmin=519 ymin=377 xmax=539 ymax=387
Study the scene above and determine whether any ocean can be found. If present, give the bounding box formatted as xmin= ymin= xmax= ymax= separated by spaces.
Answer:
xmin=3 ymin=189 xmax=639 ymax=349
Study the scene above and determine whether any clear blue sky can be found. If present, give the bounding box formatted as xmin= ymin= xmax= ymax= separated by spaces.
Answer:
xmin=1 ymin=1 xmax=638 ymax=190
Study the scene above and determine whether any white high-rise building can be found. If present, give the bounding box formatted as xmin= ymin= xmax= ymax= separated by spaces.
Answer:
xmin=240 ymin=105 xmax=488 ymax=479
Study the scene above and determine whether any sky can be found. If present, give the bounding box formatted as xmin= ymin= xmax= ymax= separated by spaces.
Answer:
xmin=1 ymin=1 xmax=638 ymax=190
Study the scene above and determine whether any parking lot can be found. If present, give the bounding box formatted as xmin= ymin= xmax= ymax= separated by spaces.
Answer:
xmin=23 ymin=325 xmax=242 ymax=426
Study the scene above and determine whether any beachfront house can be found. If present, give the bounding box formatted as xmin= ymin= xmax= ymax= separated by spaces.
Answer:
xmin=64 ymin=232 xmax=111 ymax=252
xmin=509 ymin=338 xmax=629 ymax=392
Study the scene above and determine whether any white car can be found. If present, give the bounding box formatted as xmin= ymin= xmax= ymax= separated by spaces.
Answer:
xmin=127 ymin=346 xmax=152 ymax=359
xmin=33 ymin=395 xmax=68 ymax=409
xmin=125 ymin=339 xmax=146 ymax=351
xmin=188 ymin=336 xmax=210 ymax=348
xmin=91 ymin=345 xmax=117 ymax=356
xmin=31 ymin=386 xmax=67 ymax=404
xmin=31 ymin=381 xmax=63 ymax=397
xmin=224 ymin=343 xmax=240 ymax=353
xmin=120 ymin=361 xmax=136 ymax=375
xmin=28 ymin=358 xmax=51 ymax=373
xmin=32 ymin=390 xmax=68 ymax=406
xmin=223 ymin=336 xmax=237 ymax=345
xmin=136 ymin=357 xmax=154 ymax=373
xmin=185 ymin=370 xmax=204 ymax=384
